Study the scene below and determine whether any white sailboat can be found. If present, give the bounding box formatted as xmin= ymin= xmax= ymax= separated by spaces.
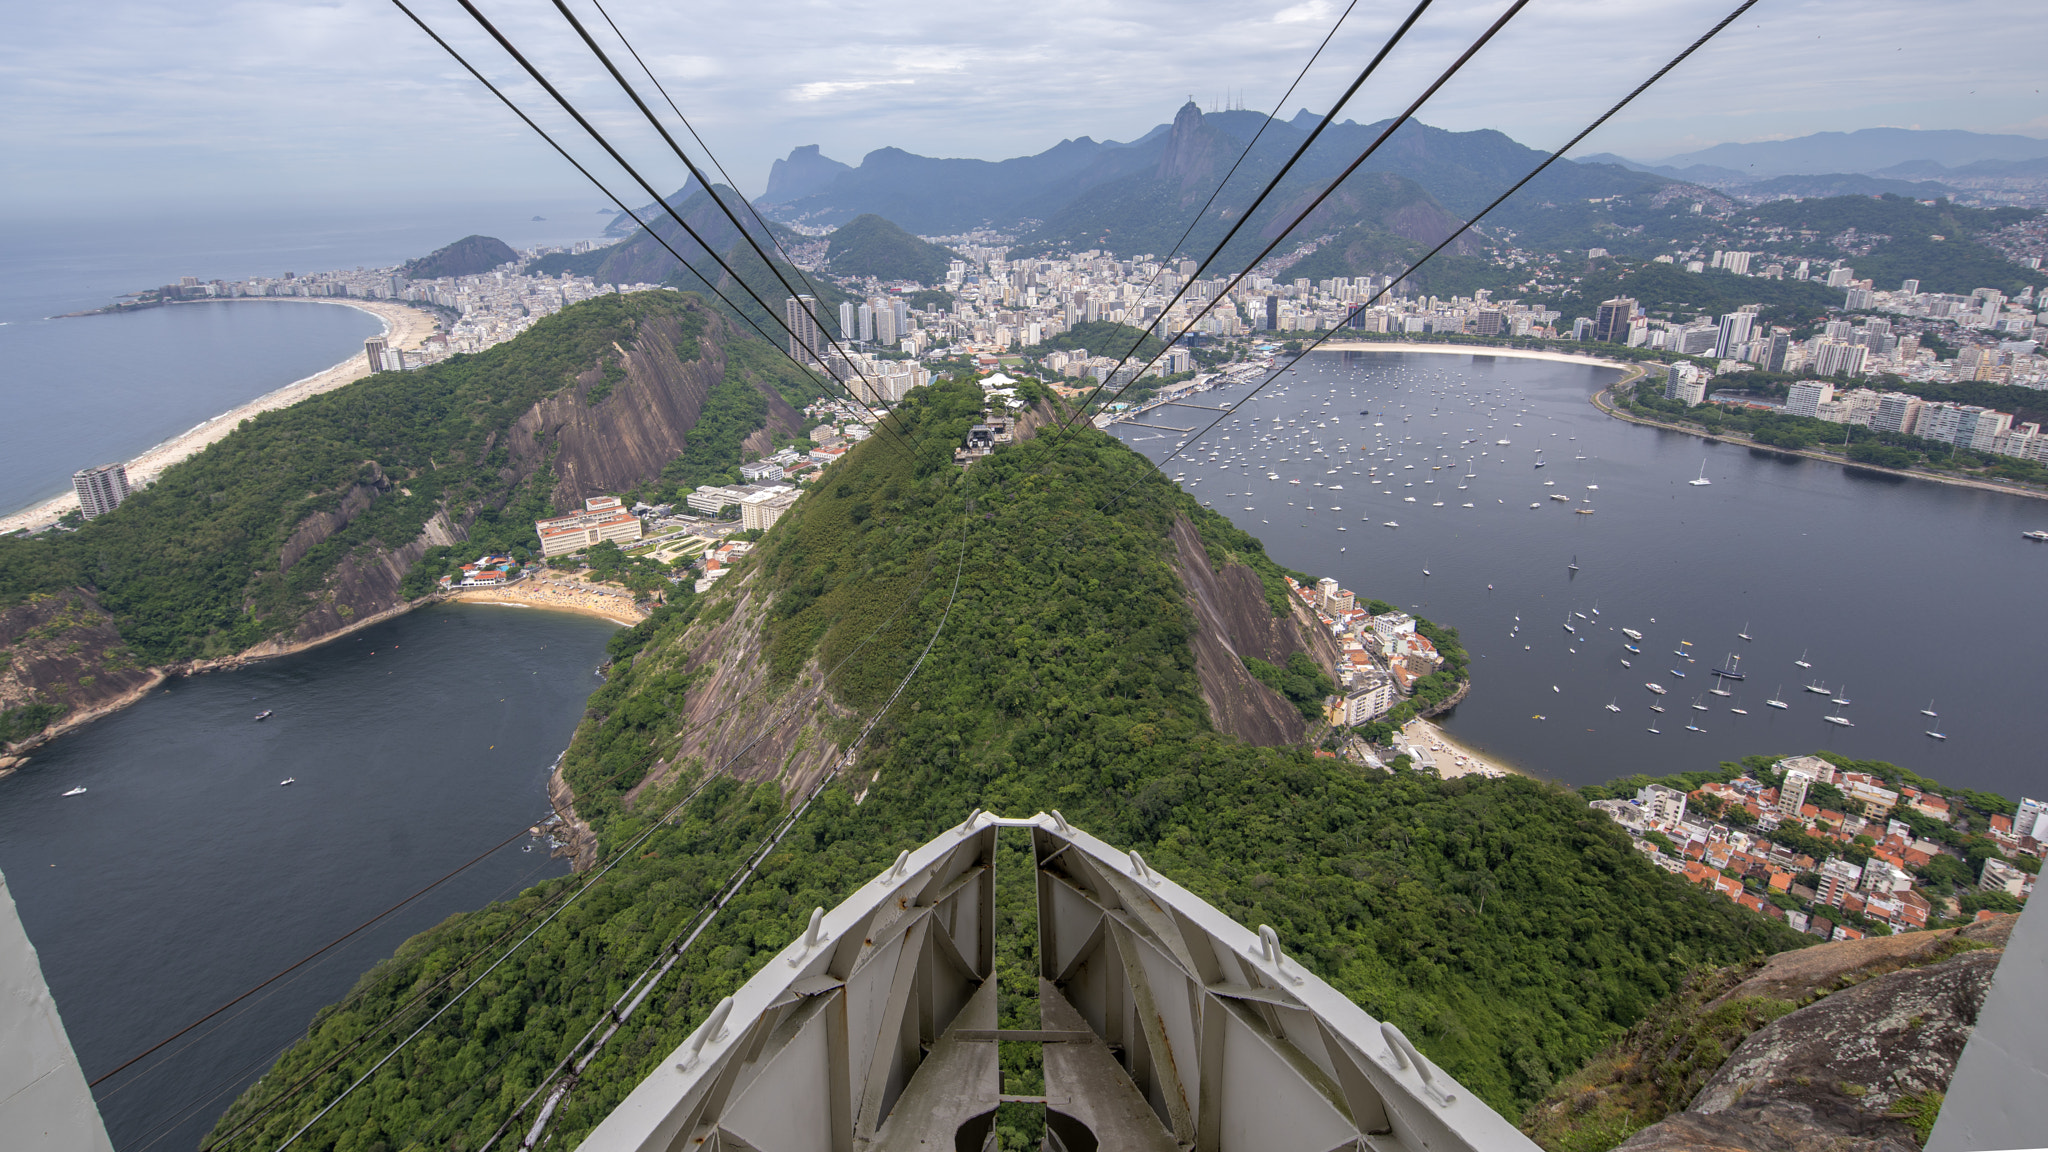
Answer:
xmin=1795 ymin=649 xmax=1812 ymax=668
xmin=1920 ymin=699 xmax=1938 ymax=718
xmin=1688 ymin=461 xmax=1712 ymax=486
xmin=1766 ymin=686 xmax=1789 ymax=709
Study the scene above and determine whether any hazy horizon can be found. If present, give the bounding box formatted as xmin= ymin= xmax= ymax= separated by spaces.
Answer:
xmin=4 ymin=0 xmax=2039 ymax=217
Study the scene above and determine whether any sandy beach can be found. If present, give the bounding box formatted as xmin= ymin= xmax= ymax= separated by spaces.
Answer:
xmin=0 ymin=298 xmax=439 ymax=534
xmin=446 ymin=575 xmax=648 ymax=626
xmin=1401 ymin=716 xmax=1531 ymax=781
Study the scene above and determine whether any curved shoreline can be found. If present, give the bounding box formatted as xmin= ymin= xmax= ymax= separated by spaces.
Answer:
xmin=0 ymin=298 xmax=441 ymax=534
xmin=1589 ymin=385 xmax=2048 ymax=504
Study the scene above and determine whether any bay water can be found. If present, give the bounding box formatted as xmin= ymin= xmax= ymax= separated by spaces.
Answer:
xmin=1114 ymin=348 xmax=2048 ymax=799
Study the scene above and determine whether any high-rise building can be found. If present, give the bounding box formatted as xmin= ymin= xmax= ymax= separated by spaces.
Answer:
xmin=1762 ymin=332 xmax=1791 ymax=372
xmin=1845 ymin=287 xmax=1873 ymax=311
xmin=785 ymin=296 xmax=824 ymax=365
xmin=72 ymin=462 xmax=131 ymax=520
xmin=839 ymin=300 xmax=856 ymax=341
xmin=1571 ymin=316 xmax=1595 ymax=341
xmin=1264 ymin=295 xmax=1279 ymax=330
xmin=858 ymin=304 xmax=874 ymax=343
xmin=1825 ymin=266 xmax=1855 ymax=288
xmin=1874 ymin=392 xmax=1924 ymax=435
xmin=1900 ymin=279 xmax=1920 ymax=296
xmin=1785 ymin=380 xmax=1835 ymax=418
xmin=893 ymin=298 xmax=910 ymax=341
xmin=1779 ymin=770 xmax=1812 ymax=817
xmin=1714 ymin=311 xmax=1756 ymax=359
xmin=364 ymin=337 xmax=389 ymax=372
xmin=870 ymin=297 xmax=898 ymax=345
xmin=1812 ymin=340 xmax=1866 ymax=378
xmin=1721 ymin=251 xmax=1752 ymax=276
xmin=1593 ymin=297 xmax=1636 ymax=343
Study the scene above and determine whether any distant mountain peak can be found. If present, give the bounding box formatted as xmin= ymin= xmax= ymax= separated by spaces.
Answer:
xmin=1156 ymin=101 xmax=1230 ymax=190
xmin=763 ymin=144 xmax=852 ymax=205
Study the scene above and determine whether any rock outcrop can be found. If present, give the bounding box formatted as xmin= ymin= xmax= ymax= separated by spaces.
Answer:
xmin=0 ymin=590 xmax=159 ymax=759
xmin=1525 ymin=916 xmax=2017 ymax=1152
xmin=1166 ymin=514 xmax=1311 ymax=745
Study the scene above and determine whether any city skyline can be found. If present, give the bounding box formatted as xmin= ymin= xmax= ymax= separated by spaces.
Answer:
xmin=4 ymin=0 xmax=2040 ymax=216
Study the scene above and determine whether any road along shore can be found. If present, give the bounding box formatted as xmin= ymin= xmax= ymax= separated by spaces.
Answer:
xmin=1589 ymin=386 xmax=2048 ymax=504
xmin=0 ymin=298 xmax=441 ymax=534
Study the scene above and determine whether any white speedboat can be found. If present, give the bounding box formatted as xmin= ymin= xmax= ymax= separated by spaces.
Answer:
xmin=280 ymin=777 xmax=297 ymax=786
xmin=62 ymin=786 xmax=87 ymax=797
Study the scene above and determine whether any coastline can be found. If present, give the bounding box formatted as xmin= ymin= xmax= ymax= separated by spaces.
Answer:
xmin=1589 ymin=385 xmax=2048 ymax=504
xmin=1314 ymin=339 xmax=1646 ymax=381
xmin=0 ymin=298 xmax=441 ymax=534
xmin=446 ymin=577 xmax=648 ymax=626
xmin=0 ymin=586 xmax=643 ymax=772
xmin=1401 ymin=716 xmax=1532 ymax=781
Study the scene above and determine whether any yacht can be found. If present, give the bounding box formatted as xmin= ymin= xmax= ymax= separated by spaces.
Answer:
xmin=1688 ymin=461 xmax=1712 ymax=486
xmin=280 ymin=777 xmax=298 ymax=786
xmin=1823 ymin=715 xmax=1854 ymax=727
xmin=1690 ymin=696 xmax=1710 ymax=712
xmin=1650 ymin=704 xmax=1666 ymax=713
xmin=1645 ymin=682 xmax=1667 ymax=695
xmin=1738 ymin=622 xmax=1753 ymax=642
xmin=1921 ymin=699 xmax=1939 ymax=717
xmin=1805 ymin=682 xmax=1831 ymax=694
xmin=1832 ymin=686 xmax=1852 ymax=706
xmin=254 ymin=709 xmax=274 ymax=721
xmin=1621 ymin=628 xmax=1643 ymax=640
xmin=1605 ymin=699 xmax=1622 ymax=713
xmin=62 ymin=786 xmax=88 ymax=797
xmin=1767 ymin=687 xmax=1789 ymax=709
xmin=1795 ymin=649 xmax=1812 ymax=668
xmin=1669 ymin=668 xmax=1686 ymax=678
xmin=1624 ymin=643 xmax=1640 ymax=653
xmin=1925 ymin=730 xmax=1948 ymax=740
xmin=1575 ymin=507 xmax=1595 ymax=514
xmin=2024 ymin=530 xmax=2048 ymax=541
xmin=1569 ymin=555 xmax=1580 ymax=572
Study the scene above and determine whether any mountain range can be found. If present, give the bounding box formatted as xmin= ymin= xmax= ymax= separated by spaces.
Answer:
xmin=752 ymin=102 xmax=1672 ymax=280
xmin=1582 ymin=127 xmax=2048 ymax=187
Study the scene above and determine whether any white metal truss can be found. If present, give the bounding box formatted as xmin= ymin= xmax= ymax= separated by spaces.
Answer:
xmin=583 ymin=811 xmax=1541 ymax=1152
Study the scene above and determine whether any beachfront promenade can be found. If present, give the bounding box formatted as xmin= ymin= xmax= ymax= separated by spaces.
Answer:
xmin=0 ymin=299 xmax=440 ymax=535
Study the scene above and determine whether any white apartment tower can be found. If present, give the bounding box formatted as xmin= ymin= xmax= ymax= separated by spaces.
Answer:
xmin=785 ymin=295 xmax=825 ymax=366
xmin=72 ymin=462 xmax=131 ymax=520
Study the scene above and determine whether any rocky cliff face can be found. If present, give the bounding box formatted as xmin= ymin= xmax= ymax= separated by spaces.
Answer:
xmin=617 ymin=569 xmax=854 ymax=813
xmin=1166 ymin=514 xmax=1310 ymax=745
xmin=1524 ymin=915 xmax=2018 ymax=1152
xmin=0 ymin=591 xmax=159 ymax=758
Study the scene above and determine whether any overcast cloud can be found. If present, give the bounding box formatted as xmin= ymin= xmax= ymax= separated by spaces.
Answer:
xmin=2 ymin=0 xmax=2039 ymax=217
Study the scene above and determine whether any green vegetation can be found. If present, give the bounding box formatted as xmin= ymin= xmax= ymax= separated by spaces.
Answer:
xmin=1521 ymin=959 xmax=1797 ymax=1152
xmin=0 ymin=293 xmax=779 ymax=664
xmin=1018 ymin=319 xmax=1165 ymax=364
xmin=214 ymin=378 xmax=1800 ymax=1151
xmin=400 ymin=235 xmax=518 ymax=280
xmin=0 ymin=702 xmax=67 ymax=746
xmin=1540 ymin=261 xmax=1842 ymax=330
xmin=823 ymin=213 xmax=960 ymax=284
xmin=1746 ymin=195 xmax=2044 ymax=297
xmin=1242 ymin=651 xmax=1335 ymax=721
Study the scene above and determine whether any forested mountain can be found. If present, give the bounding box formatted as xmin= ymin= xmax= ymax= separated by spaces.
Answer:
xmin=206 ymin=374 xmax=1803 ymax=1151
xmin=399 ymin=234 xmax=518 ymax=280
xmin=0 ymin=292 xmax=824 ymax=747
xmin=823 ymin=213 xmax=960 ymax=283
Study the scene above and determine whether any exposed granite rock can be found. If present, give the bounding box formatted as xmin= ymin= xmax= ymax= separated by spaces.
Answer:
xmin=1615 ymin=949 xmax=2005 ymax=1152
xmin=1710 ymin=915 xmax=2011 ymax=1008
xmin=1165 ymin=514 xmax=1307 ymax=745
xmin=0 ymin=590 xmax=159 ymax=746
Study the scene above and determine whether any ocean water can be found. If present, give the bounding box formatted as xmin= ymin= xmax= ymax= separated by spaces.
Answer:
xmin=1115 ymin=349 xmax=2048 ymax=799
xmin=0 ymin=603 xmax=617 ymax=1152
xmin=0 ymin=202 xmax=613 ymax=515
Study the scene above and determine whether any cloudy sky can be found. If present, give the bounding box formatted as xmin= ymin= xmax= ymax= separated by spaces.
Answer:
xmin=4 ymin=0 xmax=2040 ymax=217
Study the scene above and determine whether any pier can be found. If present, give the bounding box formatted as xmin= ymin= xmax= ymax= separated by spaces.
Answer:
xmin=1121 ymin=420 xmax=1195 ymax=432
xmin=1162 ymin=401 xmax=1232 ymax=411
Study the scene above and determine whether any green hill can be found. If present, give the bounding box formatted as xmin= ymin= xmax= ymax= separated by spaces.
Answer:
xmin=399 ymin=234 xmax=518 ymax=279
xmin=0 ymin=292 xmax=823 ymax=686
xmin=207 ymin=376 xmax=1803 ymax=1151
xmin=824 ymin=213 xmax=959 ymax=283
